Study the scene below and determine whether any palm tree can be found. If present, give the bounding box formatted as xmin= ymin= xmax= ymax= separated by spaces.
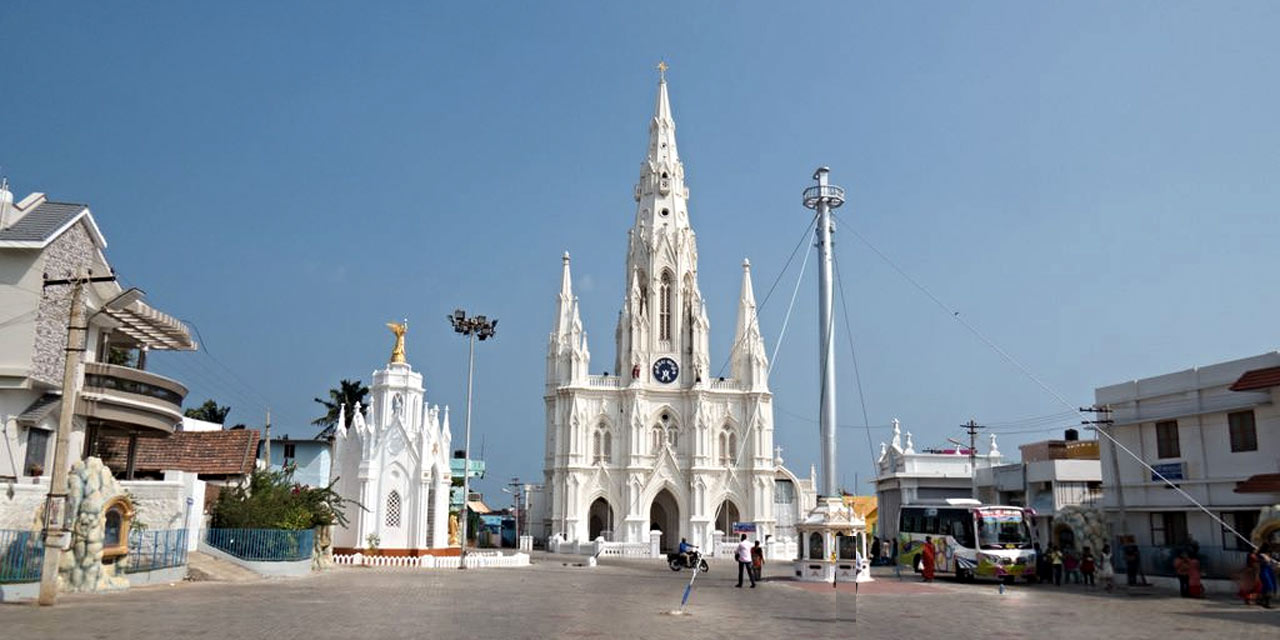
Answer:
xmin=184 ymin=399 xmax=232 ymax=424
xmin=313 ymin=379 xmax=370 ymax=439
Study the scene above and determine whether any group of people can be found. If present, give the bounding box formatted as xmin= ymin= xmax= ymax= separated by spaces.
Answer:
xmin=678 ymin=535 xmax=764 ymax=588
xmin=1237 ymin=542 xmax=1278 ymax=608
xmin=1032 ymin=543 xmax=1113 ymax=590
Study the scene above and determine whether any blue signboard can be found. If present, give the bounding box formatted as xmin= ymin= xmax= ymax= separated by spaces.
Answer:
xmin=732 ymin=522 xmax=756 ymax=534
xmin=1150 ymin=462 xmax=1184 ymax=481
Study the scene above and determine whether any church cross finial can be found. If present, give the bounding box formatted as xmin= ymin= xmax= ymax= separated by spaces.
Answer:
xmin=656 ymin=60 xmax=669 ymax=82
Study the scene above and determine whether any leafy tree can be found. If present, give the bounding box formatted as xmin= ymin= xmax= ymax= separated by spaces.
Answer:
xmin=312 ymin=379 xmax=369 ymax=438
xmin=184 ymin=399 xmax=231 ymax=424
xmin=209 ymin=466 xmax=355 ymax=530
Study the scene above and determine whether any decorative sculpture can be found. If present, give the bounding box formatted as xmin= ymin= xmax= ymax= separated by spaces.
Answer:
xmin=386 ymin=321 xmax=407 ymax=364
xmin=448 ymin=514 xmax=460 ymax=546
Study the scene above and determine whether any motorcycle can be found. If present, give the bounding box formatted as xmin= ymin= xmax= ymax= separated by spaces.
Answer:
xmin=667 ymin=548 xmax=710 ymax=573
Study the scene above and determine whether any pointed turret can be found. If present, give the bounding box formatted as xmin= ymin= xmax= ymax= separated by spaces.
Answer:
xmin=548 ymin=252 xmax=590 ymax=386
xmin=732 ymin=259 xmax=769 ymax=388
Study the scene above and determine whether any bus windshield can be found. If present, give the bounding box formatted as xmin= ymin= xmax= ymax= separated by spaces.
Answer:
xmin=976 ymin=508 xmax=1032 ymax=549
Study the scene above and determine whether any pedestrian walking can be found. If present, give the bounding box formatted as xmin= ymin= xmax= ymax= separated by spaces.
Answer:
xmin=750 ymin=540 xmax=765 ymax=583
xmin=1035 ymin=542 xmax=1051 ymax=584
xmin=1238 ymin=548 xmax=1261 ymax=605
xmin=735 ymin=534 xmax=756 ymax=588
xmin=1174 ymin=551 xmax=1191 ymax=598
xmin=1099 ymin=544 xmax=1116 ymax=593
xmin=1050 ymin=545 xmax=1064 ymax=586
xmin=1080 ymin=547 xmax=1096 ymax=587
xmin=921 ymin=536 xmax=937 ymax=583
xmin=1064 ymin=548 xmax=1081 ymax=584
xmin=1259 ymin=543 xmax=1277 ymax=608
xmin=1188 ymin=552 xmax=1204 ymax=598
xmin=1123 ymin=542 xmax=1141 ymax=586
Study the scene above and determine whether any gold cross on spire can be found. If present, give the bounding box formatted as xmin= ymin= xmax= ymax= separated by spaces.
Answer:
xmin=656 ymin=60 xmax=669 ymax=81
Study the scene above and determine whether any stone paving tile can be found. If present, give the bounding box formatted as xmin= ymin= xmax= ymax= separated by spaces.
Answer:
xmin=0 ymin=555 xmax=1276 ymax=639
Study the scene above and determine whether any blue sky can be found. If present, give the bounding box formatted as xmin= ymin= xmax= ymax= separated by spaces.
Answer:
xmin=3 ymin=2 xmax=1278 ymax=498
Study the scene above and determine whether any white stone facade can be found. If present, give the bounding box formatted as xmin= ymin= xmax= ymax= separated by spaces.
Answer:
xmin=875 ymin=420 xmax=1004 ymax=542
xmin=330 ymin=358 xmax=452 ymax=553
xmin=541 ymin=75 xmax=782 ymax=554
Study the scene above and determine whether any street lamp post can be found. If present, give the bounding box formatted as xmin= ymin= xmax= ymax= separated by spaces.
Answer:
xmin=447 ymin=309 xmax=497 ymax=568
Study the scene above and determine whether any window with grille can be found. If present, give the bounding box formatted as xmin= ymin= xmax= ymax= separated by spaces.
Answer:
xmin=1155 ymin=420 xmax=1180 ymax=459
xmin=1220 ymin=510 xmax=1259 ymax=551
xmin=1228 ymin=410 xmax=1257 ymax=452
xmin=1150 ymin=511 xmax=1187 ymax=547
xmin=386 ymin=490 xmax=402 ymax=528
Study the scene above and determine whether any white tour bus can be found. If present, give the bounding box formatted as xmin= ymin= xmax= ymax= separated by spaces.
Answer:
xmin=897 ymin=499 xmax=1035 ymax=581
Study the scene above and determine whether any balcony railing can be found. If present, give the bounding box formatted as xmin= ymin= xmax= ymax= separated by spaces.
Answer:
xmin=83 ymin=362 xmax=187 ymax=407
xmin=586 ymin=375 xmax=624 ymax=389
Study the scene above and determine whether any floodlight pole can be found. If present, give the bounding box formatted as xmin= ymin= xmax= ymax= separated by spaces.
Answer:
xmin=448 ymin=309 xmax=497 ymax=569
xmin=802 ymin=167 xmax=844 ymax=498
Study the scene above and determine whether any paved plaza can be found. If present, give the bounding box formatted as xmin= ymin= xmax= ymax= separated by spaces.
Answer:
xmin=3 ymin=555 xmax=1278 ymax=639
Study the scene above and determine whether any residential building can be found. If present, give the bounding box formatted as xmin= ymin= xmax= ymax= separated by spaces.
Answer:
xmin=1094 ymin=351 xmax=1280 ymax=560
xmin=0 ymin=183 xmax=199 ymax=531
xmin=974 ymin=431 xmax=1103 ymax=544
xmin=259 ymin=437 xmax=331 ymax=488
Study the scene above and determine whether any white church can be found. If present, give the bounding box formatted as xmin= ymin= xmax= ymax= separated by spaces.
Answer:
xmin=329 ymin=328 xmax=455 ymax=556
xmin=538 ymin=70 xmax=814 ymax=554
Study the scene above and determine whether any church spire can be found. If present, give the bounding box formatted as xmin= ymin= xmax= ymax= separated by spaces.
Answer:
xmin=733 ymin=258 xmax=768 ymax=388
xmin=549 ymin=252 xmax=589 ymax=386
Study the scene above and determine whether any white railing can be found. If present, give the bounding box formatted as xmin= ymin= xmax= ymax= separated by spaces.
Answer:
xmin=709 ymin=379 xmax=742 ymax=391
xmin=586 ymin=375 xmax=624 ymax=388
xmin=597 ymin=542 xmax=652 ymax=557
xmin=332 ymin=552 xmax=529 ymax=569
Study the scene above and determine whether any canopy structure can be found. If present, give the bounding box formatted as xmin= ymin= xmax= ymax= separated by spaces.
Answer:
xmin=102 ymin=300 xmax=197 ymax=351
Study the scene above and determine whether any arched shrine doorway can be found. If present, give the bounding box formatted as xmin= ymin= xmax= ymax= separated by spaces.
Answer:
xmin=649 ymin=489 xmax=680 ymax=552
xmin=588 ymin=497 xmax=614 ymax=541
xmin=714 ymin=499 xmax=741 ymax=539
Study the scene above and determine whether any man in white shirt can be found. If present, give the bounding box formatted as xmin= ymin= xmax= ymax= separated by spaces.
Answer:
xmin=735 ymin=534 xmax=756 ymax=588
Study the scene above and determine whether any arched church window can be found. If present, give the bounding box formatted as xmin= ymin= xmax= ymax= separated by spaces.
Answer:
xmin=386 ymin=490 xmax=402 ymax=528
xmin=652 ymin=427 xmax=663 ymax=452
xmin=603 ymin=432 xmax=612 ymax=461
xmin=658 ymin=271 xmax=672 ymax=341
xmin=718 ymin=433 xmax=727 ymax=465
xmin=592 ymin=431 xmax=602 ymax=463
xmin=666 ymin=425 xmax=679 ymax=448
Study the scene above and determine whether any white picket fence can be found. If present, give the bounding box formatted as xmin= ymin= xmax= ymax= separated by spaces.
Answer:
xmin=333 ymin=551 xmax=530 ymax=569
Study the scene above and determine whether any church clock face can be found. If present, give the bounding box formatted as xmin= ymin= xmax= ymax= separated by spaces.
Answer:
xmin=652 ymin=357 xmax=679 ymax=384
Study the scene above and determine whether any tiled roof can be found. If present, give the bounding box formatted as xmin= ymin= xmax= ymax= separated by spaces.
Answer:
xmin=98 ymin=429 xmax=260 ymax=476
xmin=0 ymin=201 xmax=88 ymax=244
xmin=1234 ymin=473 xmax=1280 ymax=494
xmin=1230 ymin=366 xmax=1280 ymax=392
xmin=16 ymin=393 xmax=60 ymax=427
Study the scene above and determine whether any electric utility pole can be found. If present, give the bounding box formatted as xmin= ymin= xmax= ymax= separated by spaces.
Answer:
xmin=1081 ymin=406 xmax=1121 ymax=533
xmin=38 ymin=271 xmax=116 ymax=606
xmin=962 ymin=419 xmax=986 ymax=501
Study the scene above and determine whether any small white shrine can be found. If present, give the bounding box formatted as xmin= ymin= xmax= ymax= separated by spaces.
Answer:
xmin=330 ymin=323 xmax=455 ymax=556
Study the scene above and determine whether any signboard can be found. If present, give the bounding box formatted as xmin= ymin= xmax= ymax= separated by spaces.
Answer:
xmin=731 ymin=522 xmax=756 ymax=534
xmin=44 ymin=495 xmax=67 ymax=531
xmin=1150 ymin=462 xmax=1184 ymax=482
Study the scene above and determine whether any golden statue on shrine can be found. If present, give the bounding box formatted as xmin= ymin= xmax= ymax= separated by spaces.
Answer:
xmin=386 ymin=320 xmax=407 ymax=364
xmin=448 ymin=513 xmax=460 ymax=547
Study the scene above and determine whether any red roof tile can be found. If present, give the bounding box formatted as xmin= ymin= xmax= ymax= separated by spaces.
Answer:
xmin=1235 ymin=473 xmax=1280 ymax=494
xmin=1230 ymin=366 xmax=1280 ymax=392
xmin=98 ymin=429 xmax=260 ymax=476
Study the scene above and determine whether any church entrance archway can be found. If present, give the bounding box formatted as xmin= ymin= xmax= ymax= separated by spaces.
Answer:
xmin=588 ymin=497 xmax=615 ymax=541
xmin=714 ymin=499 xmax=741 ymax=540
xmin=649 ymin=489 xmax=680 ymax=552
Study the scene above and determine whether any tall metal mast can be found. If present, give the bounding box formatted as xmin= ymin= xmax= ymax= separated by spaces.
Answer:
xmin=802 ymin=167 xmax=844 ymax=497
